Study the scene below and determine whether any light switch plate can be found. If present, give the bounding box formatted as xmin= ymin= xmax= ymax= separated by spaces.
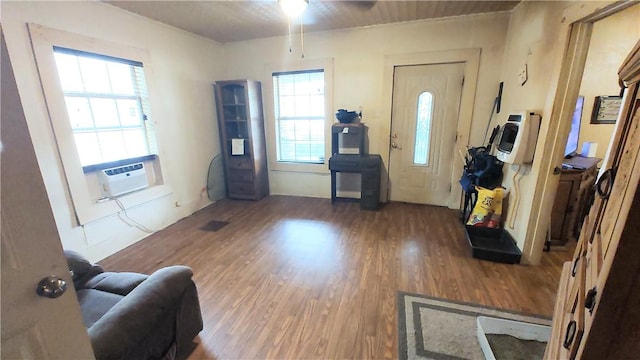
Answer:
xmin=518 ymin=64 xmax=528 ymax=86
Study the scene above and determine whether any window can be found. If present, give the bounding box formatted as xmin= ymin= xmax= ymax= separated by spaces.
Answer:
xmin=53 ymin=47 xmax=156 ymax=169
xmin=414 ymin=92 xmax=434 ymax=165
xmin=29 ymin=24 xmax=172 ymax=225
xmin=272 ymin=70 xmax=325 ymax=164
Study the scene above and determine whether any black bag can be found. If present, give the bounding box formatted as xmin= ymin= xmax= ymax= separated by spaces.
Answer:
xmin=459 ymin=147 xmax=504 ymax=192
xmin=459 ymin=147 xmax=504 ymax=222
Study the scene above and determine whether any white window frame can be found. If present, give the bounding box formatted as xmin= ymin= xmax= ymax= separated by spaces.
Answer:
xmin=264 ymin=58 xmax=334 ymax=174
xmin=273 ymin=69 xmax=326 ymax=164
xmin=53 ymin=46 xmax=158 ymax=170
xmin=28 ymin=24 xmax=171 ymax=226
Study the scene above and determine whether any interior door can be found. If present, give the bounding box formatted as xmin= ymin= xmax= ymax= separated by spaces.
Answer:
xmin=388 ymin=63 xmax=464 ymax=205
xmin=1 ymin=29 xmax=95 ymax=359
xmin=579 ymin=43 xmax=640 ymax=258
xmin=559 ymin=39 xmax=640 ymax=360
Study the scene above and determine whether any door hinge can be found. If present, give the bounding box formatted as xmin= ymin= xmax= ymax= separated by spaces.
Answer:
xmin=449 ymin=183 xmax=452 ymax=192
xmin=462 ymin=76 xmax=465 ymax=86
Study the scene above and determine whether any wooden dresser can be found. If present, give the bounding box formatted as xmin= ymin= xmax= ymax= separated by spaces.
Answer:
xmin=550 ymin=156 xmax=600 ymax=245
xmin=545 ymin=39 xmax=640 ymax=359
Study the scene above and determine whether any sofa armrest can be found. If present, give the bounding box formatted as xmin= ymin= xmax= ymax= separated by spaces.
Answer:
xmin=64 ymin=250 xmax=105 ymax=289
xmin=88 ymin=266 xmax=195 ymax=359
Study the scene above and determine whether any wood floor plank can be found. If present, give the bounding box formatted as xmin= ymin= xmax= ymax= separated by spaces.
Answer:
xmin=99 ymin=195 xmax=572 ymax=359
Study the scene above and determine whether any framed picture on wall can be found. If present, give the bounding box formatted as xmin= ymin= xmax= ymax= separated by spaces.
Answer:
xmin=591 ymin=95 xmax=623 ymax=124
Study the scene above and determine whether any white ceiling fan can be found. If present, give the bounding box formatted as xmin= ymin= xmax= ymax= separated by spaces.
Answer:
xmin=278 ymin=0 xmax=377 ymax=57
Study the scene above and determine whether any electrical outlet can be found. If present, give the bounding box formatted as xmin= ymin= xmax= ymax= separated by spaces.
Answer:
xmin=518 ymin=64 xmax=528 ymax=86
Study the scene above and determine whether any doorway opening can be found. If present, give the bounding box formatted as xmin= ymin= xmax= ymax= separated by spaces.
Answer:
xmin=525 ymin=2 xmax=639 ymax=264
xmin=548 ymin=6 xmax=639 ymax=249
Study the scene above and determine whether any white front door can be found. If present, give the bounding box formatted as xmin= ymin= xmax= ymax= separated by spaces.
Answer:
xmin=1 ymin=30 xmax=95 ymax=359
xmin=388 ymin=63 xmax=464 ymax=205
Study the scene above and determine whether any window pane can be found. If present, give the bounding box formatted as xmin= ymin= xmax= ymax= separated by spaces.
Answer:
xmin=122 ymin=129 xmax=148 ymax=156
xmin=414 ymin=92 xmax=433 ymax=165
xmin=278 ymin=120 xmax=296 ymax=141
xmin=309 ymin=120 xmax=324 ymax=141
xmin=294 ymin=96 xmax=311 ymax=117
xmin=279 ymin=96 xmax=296 ymax=118
xmin=279 ymin=140 xmax=295 ymax=162
xmin=294 ymin=120 xmax=310 ymax=141
xmin=116 ymin=99 xmax=141 ymax=126
xmin=279 ymin=81 xmax=295 ymax=96
xmin=273 ymin=70 xmax=325 ymax=163
xmin=74 ymin=133 xmax=102 ymax=166
xmin=295 ymin=77 xmax=313 ymax=95
xmin=90 ymin=98 xmax=120 ymax=128
xmin=65 ymin=97 xmax=93 ymax=129
xmin=309 ymin=78 xmax=324 ymax=94
xmin=309 ymin=95 xmax=324 ymax=115
xmin=108 ymin=63 xmax=135 ymax=95
xmin=295 ymin=143 xmax=311 ymax=161
xmin=309 ymin=143 xmax=324 ymax=161
xmin=78 ymin=57 xmax=111 ymax=94
xmin=54 ymin=53 xmax=84 ymax=92
xmin=98 ymin=131 xmax=127 ymax=162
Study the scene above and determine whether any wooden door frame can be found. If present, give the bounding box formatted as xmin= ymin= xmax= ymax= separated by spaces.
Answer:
xmin=522 ymin=1 xmax=637 ymax=264
xmin=381 ymin=49 xmax=480 ymax=208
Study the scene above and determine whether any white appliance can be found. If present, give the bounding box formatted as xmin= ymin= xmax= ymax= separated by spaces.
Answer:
xmin=98 ymin=162 xmax=149 ymax=197
xmin=496 ymin=111 xmax=541 ymax=164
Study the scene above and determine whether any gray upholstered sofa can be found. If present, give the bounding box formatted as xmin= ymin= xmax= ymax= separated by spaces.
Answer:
xmin=65 ymin=251 xmax=203 ymax=360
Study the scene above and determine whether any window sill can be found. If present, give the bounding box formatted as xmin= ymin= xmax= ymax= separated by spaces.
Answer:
xmin=82 ymin=154 xmax=158 ymax=173
xmin=269 ymin=160 xmax=329 ymax=174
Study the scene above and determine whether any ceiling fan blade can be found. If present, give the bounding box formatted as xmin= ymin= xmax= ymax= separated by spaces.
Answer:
xmin=342 ymin=1 xmax=377 ymax=10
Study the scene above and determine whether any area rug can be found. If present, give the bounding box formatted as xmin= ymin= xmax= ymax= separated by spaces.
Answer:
xmin=397 ymin=292 xmax=551 ymax=360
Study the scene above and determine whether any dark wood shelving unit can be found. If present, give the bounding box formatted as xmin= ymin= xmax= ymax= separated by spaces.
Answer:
xmin=214 ymin=80 xmax=269 ymax=200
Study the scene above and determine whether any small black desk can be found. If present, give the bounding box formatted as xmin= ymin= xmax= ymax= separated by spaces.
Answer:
xmin=329 ymin=154 xmax=381 ymax=210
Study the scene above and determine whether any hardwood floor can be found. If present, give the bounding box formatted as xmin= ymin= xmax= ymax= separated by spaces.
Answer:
xmin=99 ymin=195 xmax=572 ymax=359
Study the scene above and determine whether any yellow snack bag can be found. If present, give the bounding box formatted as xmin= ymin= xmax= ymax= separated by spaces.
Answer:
xmin=466 ymin=186 xmax=505 ymax=228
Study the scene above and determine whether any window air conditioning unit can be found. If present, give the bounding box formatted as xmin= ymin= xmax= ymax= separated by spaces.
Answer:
xmin=98 ymin=162 xmax=149 ymax=197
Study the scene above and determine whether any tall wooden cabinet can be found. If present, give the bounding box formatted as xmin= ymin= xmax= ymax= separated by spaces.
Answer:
xmin=214 ymin=80 xmax=269 ymax=200
xmin=545 ymin=40 xmax=640 ymax=359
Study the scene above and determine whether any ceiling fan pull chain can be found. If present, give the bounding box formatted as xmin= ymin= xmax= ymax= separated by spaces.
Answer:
xmin=288 ymin=17 xmax=292 ymax=53
xmin=300 ymin=21 xmax=304 ymax=59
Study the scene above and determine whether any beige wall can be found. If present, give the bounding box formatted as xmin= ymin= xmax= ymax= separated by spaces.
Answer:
xmin=493 ymin=1 xmax=634 ymax=261
xmin=578 ymin=5 xmax=640 ymax=161
xmin=7 ymin=1 xmax=631 ymax=264
xmin=2 ymin=1 xmax=225 ymax=262
xmin=491 ymin=1 xmax=573 ymax=250
xmin=223 ymin=13 xmax=510 ymax=198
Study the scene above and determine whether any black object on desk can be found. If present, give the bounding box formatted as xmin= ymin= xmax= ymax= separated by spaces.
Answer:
xmin=329 ymin=154 xmax=381 ymax=210
xmin=331 ymin=123 xmax=365 ymax=155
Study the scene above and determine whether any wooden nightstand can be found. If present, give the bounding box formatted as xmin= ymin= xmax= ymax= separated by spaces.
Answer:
xmin=549 ymin=156 xmax=600 ymax=245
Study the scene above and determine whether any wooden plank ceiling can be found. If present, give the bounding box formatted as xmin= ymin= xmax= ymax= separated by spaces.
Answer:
xmin=104 ymin=1 xmax=520 ymax=43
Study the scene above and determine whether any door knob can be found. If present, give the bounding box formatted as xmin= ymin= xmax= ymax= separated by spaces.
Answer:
xmin=391 ymin=141 xmax=402 ymax=150
xmin=36 ymin=275 xmax=67 ymax=299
